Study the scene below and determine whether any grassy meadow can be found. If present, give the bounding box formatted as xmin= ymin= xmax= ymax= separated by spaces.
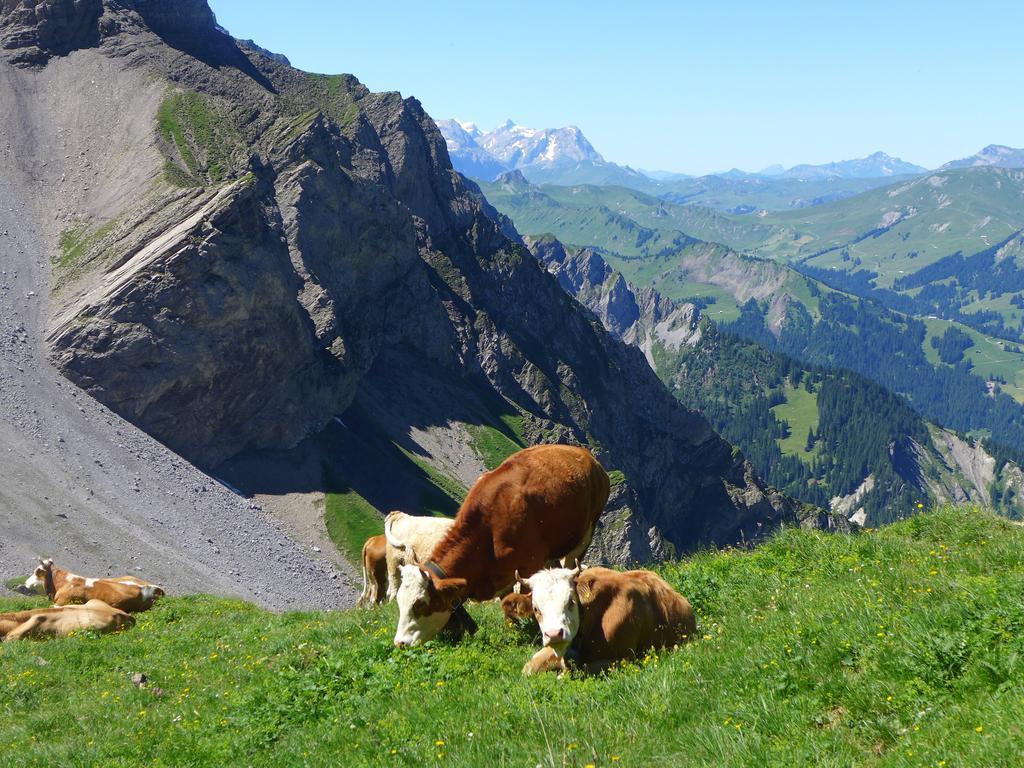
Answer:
xmin=771 ymin=382 xmax=821 ymax=461
xmin=2 ymin=507 xmax=1023 ymax=766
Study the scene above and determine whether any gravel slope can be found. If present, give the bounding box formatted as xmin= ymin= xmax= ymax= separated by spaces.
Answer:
xmin=0 ymin=174 xmax=358 ymax=609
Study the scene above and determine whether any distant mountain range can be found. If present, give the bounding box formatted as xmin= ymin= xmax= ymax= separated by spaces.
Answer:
xmin=443 ymin=118 xmax=1024 ymax=184
xmin=941 ymin=144 xmax=1024 ymax=170
xmin=770 ymin=152 xmax=927 ymax=180
xmin=438 ymin=118 xmax=652 ymax=188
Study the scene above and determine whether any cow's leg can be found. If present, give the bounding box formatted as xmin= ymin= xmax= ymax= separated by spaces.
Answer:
xmin=357 ymin=556 xmax=370 ymax=608
xmin=385 ymin=550 xmax=401 ymax=602
xmin=522 ymin=646 xmax=568 ymax=676
xmin=365 ymin=567 xmax=378 ymax=606
xmin=3 ymin=615 xmax=45 ymax=642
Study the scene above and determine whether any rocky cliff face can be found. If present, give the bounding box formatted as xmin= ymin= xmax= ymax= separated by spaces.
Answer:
xmin=3 ymin=0 xmax=805 ymax=560
xmin=526 ymin=235 xmax=704 ymax=364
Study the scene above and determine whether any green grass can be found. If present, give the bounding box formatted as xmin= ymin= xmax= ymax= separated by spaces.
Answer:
xmin=2 ymin=507 xmax=1023 ymax=765
xmin=56 ymin=218 xmax=118 ymax=272
xmin=5 ymin=576 xmax=26 ymax=592
xmin=322 ymin=488 xmax=383 ymax=566
xmin=157 ymin=90 xmax=241 ymax=185
xmin=607 ymin=470 xmax=626 ymax=487
xmin=771 ymin=382 xmax=821 ymax=460
xmin=464 ymin=422 xmax=525 ymax=471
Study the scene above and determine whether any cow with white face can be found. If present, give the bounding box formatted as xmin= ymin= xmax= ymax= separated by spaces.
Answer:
xmin=521 ymin=564 xmax=583 ymax=655
xmin=518 ymin=565 xmax=698 ymax=675
xmin=393 ymin=565 xmax=469 ymax=647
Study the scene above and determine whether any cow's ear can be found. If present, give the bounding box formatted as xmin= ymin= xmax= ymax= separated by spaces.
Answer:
xmin=575 ymin=576 xmax=594 ymax=605
xmin=435 ymin=577 xmax=468 ymax=608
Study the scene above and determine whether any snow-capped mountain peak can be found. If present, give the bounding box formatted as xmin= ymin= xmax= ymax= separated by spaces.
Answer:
xmin=474 ymin=120 xmax=604 ymax=169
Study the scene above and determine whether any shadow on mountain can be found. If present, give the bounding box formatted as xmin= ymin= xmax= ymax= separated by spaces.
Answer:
xmin=216 ymin=352 xmax=528 ymax=518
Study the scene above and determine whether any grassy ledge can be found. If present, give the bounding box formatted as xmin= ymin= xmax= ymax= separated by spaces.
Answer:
xmin=464 ymin=422 xmax=524 ymax=471
xmin=157 ymin=90 xmax=241 ymax=186
xmin=1 ymin=507 xmax=1022 ymax=765
xmin=322 ymin=488 xmax=383 ymax=566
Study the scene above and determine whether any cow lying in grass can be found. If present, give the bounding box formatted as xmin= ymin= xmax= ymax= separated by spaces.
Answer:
xmin=0 ymin=600 xmax=135 ymax=641
xmin=24 ymin=559 xmax=164 ymax=613
xmin=513 ymin=565 xmax=696 ymax=675
xmin=383 ymin=511 xmax=454 ymax=602
xmin=357 ymin=535 xmax=388 ymax=607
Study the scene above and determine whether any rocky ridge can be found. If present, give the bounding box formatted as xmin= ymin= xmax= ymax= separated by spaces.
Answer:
xmin=3 ymin=0 xmax=807 ymax=570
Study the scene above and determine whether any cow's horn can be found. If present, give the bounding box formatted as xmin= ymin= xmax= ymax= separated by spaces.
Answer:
xmin=570 ymin=559 xmax=582 ymax=577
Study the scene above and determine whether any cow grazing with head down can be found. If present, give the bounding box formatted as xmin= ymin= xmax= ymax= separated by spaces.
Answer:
xmin=357 ymin=535 xmax=388 ymax=607
xmin=518 ymin=565 xmax=696 ymax=675
xmin=0 ymin=600 xmax=135 ymax=642
xmin=24 ymin=559 xmax=164 ymax=613
xmin=394 ymin=444 xmax=609 ymax=647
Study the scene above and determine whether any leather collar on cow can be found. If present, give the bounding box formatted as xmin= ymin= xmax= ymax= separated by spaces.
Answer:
xmin=425 ymin=560 xmax=478 ymax=637
xmin=424 ymin=560 xmax=449 ymax=581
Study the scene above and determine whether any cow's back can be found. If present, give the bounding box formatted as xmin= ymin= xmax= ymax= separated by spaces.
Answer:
xmin=576 ymin=568 xmax=696 ymax=662
xmin=450 ymin=445 xmax=608 ymax=593
xmin=55 ymin=579 xmax=161 ymax=613
xmin=2 ymin=601 xmax=134 ymax=641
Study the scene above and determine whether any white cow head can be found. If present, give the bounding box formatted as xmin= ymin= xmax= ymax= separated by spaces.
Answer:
xmin=23 ymin=558 xmax=53 ymax=594
xmin=393 ymin=565 xmax=467 ymax=647
xmin=523 ymin=564 xmax=583 ymax=656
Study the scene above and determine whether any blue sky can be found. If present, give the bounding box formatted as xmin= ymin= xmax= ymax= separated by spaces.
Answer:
xmin=209 ymin=1 xmax=1024 ymax=175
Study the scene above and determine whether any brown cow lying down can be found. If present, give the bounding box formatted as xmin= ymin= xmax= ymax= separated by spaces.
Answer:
xmin=0 ymin=600 xmax=135 ymax=642
xmin=357 ymin=534 xmax=388 ymax=608
xmin=394 ymin=445 xmax=609 ymax=646
xmin=516 ymin=565 xmax=696 ymax=675
xmin=24 ymin=559 xmax=164 ymax=613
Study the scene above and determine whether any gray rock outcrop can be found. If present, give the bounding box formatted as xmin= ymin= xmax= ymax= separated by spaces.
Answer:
xmin=5 ymin=0 xmax=806 ymax=561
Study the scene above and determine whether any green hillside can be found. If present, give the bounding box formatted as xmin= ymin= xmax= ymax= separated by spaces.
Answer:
xmin=478 ymin=178 xmax=823 ymax=325
xmin=528 ymin=183 xmax=787 ymax=252
xmin=3 ymin=508 xmax=1023 ymax=766
xmin=771 ymin=382 xmax=821 ymax=460
xmin=655 ymin=172 xmax=924 ymax=214
xmin=484 ymin=173 xmax=1024 ymax=456
xmin=759 ymin=168 xmax=1024 ymax=281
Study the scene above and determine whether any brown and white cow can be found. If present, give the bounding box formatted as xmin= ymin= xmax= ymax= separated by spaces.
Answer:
xmin=0 ymin=599 xmax=135 ymax=642
xmin=383 ymin=511 xmax=454 ymax=601
xmin=357 ymin=534 xmax=388 ymax=607
xmin=518 ymin=565 xmax=696 ymax=675
xmin=394 ymin=444 xmax=609 ymax=646
xmin=24 ymin=559 xmax=164 ymax=613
